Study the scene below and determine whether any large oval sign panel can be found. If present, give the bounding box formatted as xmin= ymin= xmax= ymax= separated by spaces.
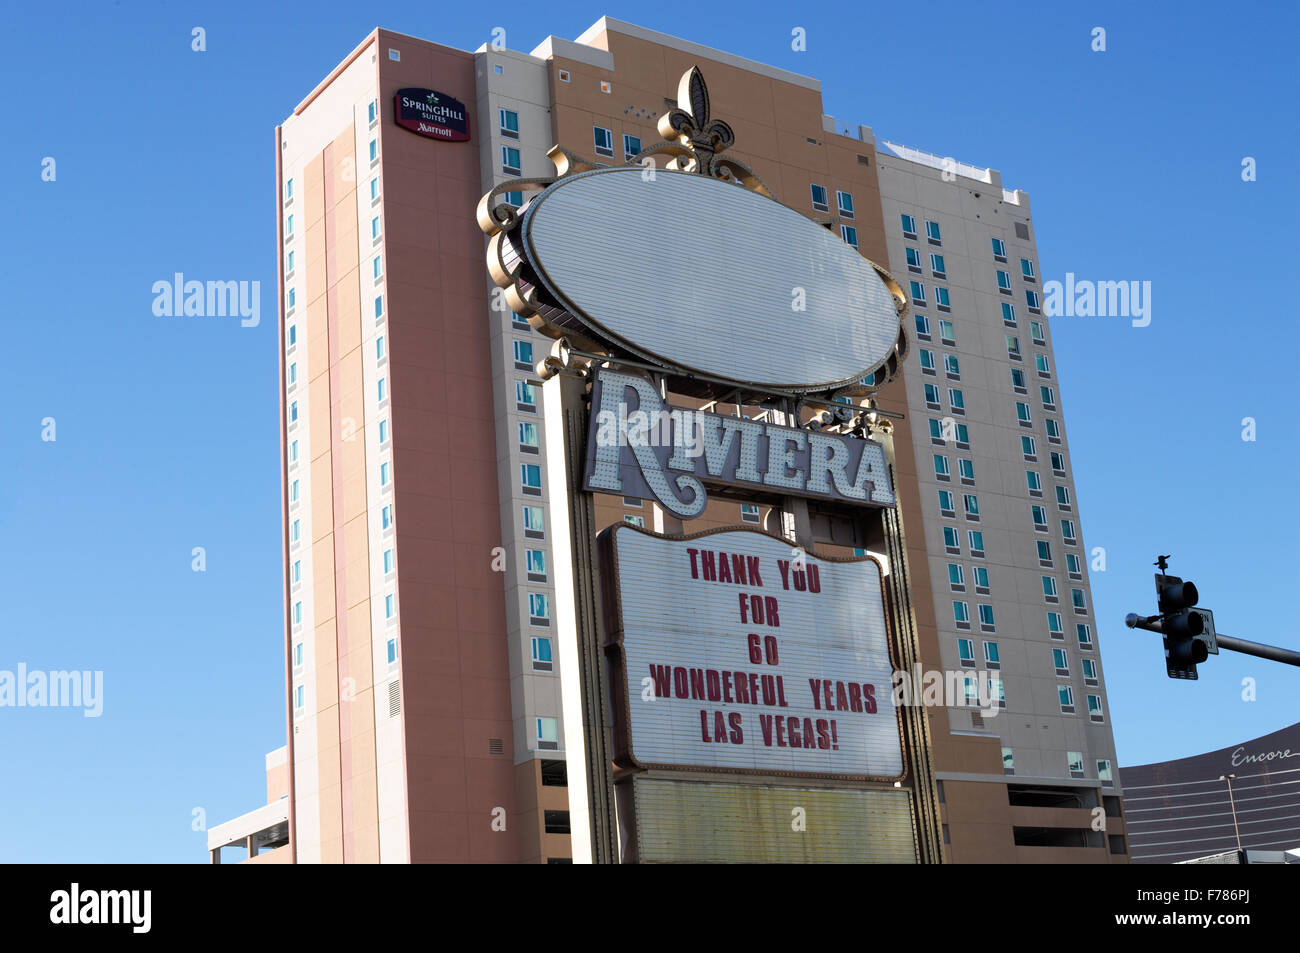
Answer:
xmin=520 ymin=167 xmax=903 ymax=393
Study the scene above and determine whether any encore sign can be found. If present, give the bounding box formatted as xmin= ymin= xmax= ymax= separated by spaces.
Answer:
xmin=582 ymin=369 xmax=896 ymax=519
xmin=394 ymin=87 xmax=470 ymax=141
xmin=603 ymin=526 xmax=904 ymax=779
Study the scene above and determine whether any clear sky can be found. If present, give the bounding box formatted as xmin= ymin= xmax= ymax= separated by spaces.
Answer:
xmin=1 ymin=0 xmax=1295 ymax=862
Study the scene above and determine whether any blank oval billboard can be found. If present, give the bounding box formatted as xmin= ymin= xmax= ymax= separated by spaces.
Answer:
xmin=519 ymin=167 xmax=904 ymax=393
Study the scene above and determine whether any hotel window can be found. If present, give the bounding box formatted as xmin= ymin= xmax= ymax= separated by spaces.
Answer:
xmin=521 ymin=463 xmax=542 ymax=494
xmin=740 ymin=504 xmax=761 ymax=524
xmin=1077 ymin=623 xmax=1093 ymax=648
xmin=1030 ymin=320 xmax=1046 ymax=345
xmin=378 ymin=419 xmax=389 ymax=444
xmin=949 ymin=388 xmax=965 ymax=414
xmin=1058 ymin=685 xmax=1075 ymax=712
xmin=529 ymin=593 xmax=550 ymax=624
xmin=811 ymin=184 xmax=829 ymax=212
xmin=593 ymin=126 xmax=614 ymax=158
xmin=293 ymin=642 xmax=303 ymax=666
xmin=368 ymin=139 xmax=378 ymax=163
xmin=1071 ymin=588 xmax=1087 ymax=611
xmin=289 ymin=479 xmax=299 ymax=504
xmin=953 ymin=601 xmax=970 ymax=627
xmin=1082 ymin=658 xmax=1098 ymax=683
xmin=285 ymin=177 xmax=294 ymax=202
xmin=291 ymin=560 xmax=301 ymax=584
xmin=1061 ymin=519 xmax=1077 ymax=543
xmin=925 ymin=220 xmax=941 ymax=245
xmin=286 ymin=249 xmax=295 ymax=274
xmin=963 ymin=493 xmax=979 ymax=519
xmin=938 ymin=489 xmax=955 ymax=515
xmin=1053 ymin=647 xmax=1069 ymax=675
xmin=292 ymin=600 xmax=302 ymax=625
xmin=1051 ymin=451 xmax=1067 ymax=474
xmin=836 ymin=190 xmax=854 ymax=218
xmin=1016 ymin=401 xmax=1032 ymax=424
xmin=1040 ymin=385 xmax=1055 ymax=408
xmin=288 ymin=325 xmax=297 ymax=348
xmin=984 ymin=640 xmax=1000 ymax=667
xmin=943 ymin=526 xmax=960 ymax=552
xmin=383 ymin=548 xmax=394 ymax=574
xmin=928 ymin=418 xmax=945 ymax=441
xmin=840 ymin=225 xmax=858 ymax=248
xmin=958 ymin=458 xmax=974 ymax=483
xmin=1020 ymin=258 xmax=1036 ymax=280
xmin=377 ymin=377 xmax=387 ymax=402
xmin=1042 ymin=575 xmax=1059 ymax=600
xmin=625 ymin=514 xmax=645 ymax=527
xmin=499 ymin=108 xmax=519 ymax=138
xmin=1010 ymin=367 xmax=1026 ymax=392
xmin=935 ymin=287 xmax=951 ymax=312
xmin=519 ymin=421 xmax=539 ymax=451
xmin=379 ymin=461 xmax=390 ymax=487
xmin=1026 ymin=469 xmax=1042 ymax=494
xmin=900 ymin=213 xmax=917 ymax=239
xmin=381 ymin=503 xmax=394 ymax=530
xmin=991 ymin=237 xmax=1007 ymax=261
xmin=501 ymin=146 xmax=522 ymax=175
xmin=536 ymin=717 xmax=559 ymax=750
xmin=367 ymin=100 xmax=377 ymax=125
xmin=623 ymin=134 xmax=642 ymax=158
xmin=948 ymin=563 xmax=964 ymax=588
xmin=289 ymin=440 xmax=299 ymax=465
xmin=1022 ymin=435 xmax=1037 ymax=460
xmin=288 ymin=362 xmax=297 ymax=387
xmin=972 ymin=566 xmax=989 ymax=590
xmin=1026 ymin=289 xmax=1041 ymax=313
xmin=371 ymin=295 xmax=387 ymax=323
xmin=919 ymin=347 xmax=935 ymax=373
xmin=285 ymin=214 xmax=294 ymax=237
xmin=1068 ymin=751 xmax=1085 ymax=775
xmin=1097 ymin=759 xmax=1113 ymax=784
xmin=514 ymin=339 xmax=534 ymax=370
xmin=967 ymin=530 xmax=984 ymax=557
xmin=295 ymin=685 xmax=305 ymax=709
xmin=1088 ymin=694 xmax=1104 ymax=721
xmin=387 ymin=639 xmax=398 ymax=665
xmin=924 ymin=383 xmax=940 ymax=408
xmin=1048 ymin=611 xmax=1064 ymax=639
xmin=1006 ymin=334 xmax=1021 ymax=358
xmin=930 ymin=253 xmax=945 ymax=278
xmin=996 ymin=269 xmax=1012 ymax=293
xmin=978 ymin=604 xmax=995 ymax=629
xmin=905 ymin=247 xmax=922 ymax=273
xmin=370 ymin=177 xmax=380 ymax=203
xmin=944 ymin=354 xmax=960 ymax=378
xmin=910 ymin=280 xmax=926 ymax=305
xmin=1067 ymin=552 xmax=1082 ymax=577
xmin=384 ymin=593 xmax=396 ymax=620
xmin=289 ymin=401 xmax=299 ymax=424
xmin=915 ymin=314 xmax=931 ymax=339
xmin=1032 ymin=505 xmax=1048 ymax=531
xmin=1002 ymin=747 xmax=1014 ymax=773
xmin=1037 ymin=539 xmax=1052 ymax=564
xmin=371 ymin=216 xmax=381 ymax=240
xmin=286 ymin=288 xmax=296 ymax=312
xmin=523 ymin=505 xmax=545 ymax=537
xmin=958 ymin=637 xmax=974 ymax=665
xmin=504 ymin=190 xmax=523 ymax=207
xmin=526 ymin=549 xmax=547 ymax=578
xmin=933 ymin=454 xmax=950 ymax=479
xmin=1045 ymin=418 xmax=1062 ymax=442
xmin=1001 ymin=302 xmax=1017 ymax=325
xmin=1036 ymin=354 xmax=1051 ymax=376
xmin=1056 ymin=485 xmax=1071 ymax=508
xmin=376 ymin=335 xmax=385 ymax=360
xmin=373 ymin=256 xmax=383 ymax=282
xmin=516 ymin=379 xmax=536 ymax=411
xmin=532 ymin=636 xmax=553 ymax=672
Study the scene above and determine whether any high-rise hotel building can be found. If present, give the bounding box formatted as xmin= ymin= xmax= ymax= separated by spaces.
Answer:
xmin=209 ymin=16 xmax=1127 ymax=863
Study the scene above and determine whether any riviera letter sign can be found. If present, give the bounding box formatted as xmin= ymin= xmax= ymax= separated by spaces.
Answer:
xmin=394 ymin=88 xmax=470 ymax=141
xmin=582 ymin=369 xmax=895 ymax=519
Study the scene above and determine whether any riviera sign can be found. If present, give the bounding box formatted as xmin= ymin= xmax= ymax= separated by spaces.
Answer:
xmin=394 ymin=87 xmax=469 ymax=141
xmin=582 ymin=369 xmax=895 ymax=519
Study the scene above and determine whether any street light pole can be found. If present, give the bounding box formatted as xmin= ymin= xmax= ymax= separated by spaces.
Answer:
xmin=1219 ymin=774 xmax=1243 ymax=852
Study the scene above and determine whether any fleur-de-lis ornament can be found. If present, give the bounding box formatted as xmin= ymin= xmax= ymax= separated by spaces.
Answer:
xmin=657 ymin=66 xmax=735 ymax=177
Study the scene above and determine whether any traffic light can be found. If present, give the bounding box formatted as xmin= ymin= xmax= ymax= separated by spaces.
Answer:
xmin=1156 ymin=573 xmax=1206 ymax=679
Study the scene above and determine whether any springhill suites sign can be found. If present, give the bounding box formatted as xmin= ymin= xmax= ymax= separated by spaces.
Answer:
xmin=394 ymin=88 xmax=470 ymax=141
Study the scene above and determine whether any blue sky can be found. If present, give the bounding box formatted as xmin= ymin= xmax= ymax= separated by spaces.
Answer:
xmin=0 ymin=1 xmax=1295 ymax=862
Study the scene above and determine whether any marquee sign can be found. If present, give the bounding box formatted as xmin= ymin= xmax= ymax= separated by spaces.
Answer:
xmin=603 ymin=525 xmax=904 ymax=780
xmin=394 ymin=87 xmax=470 ymax=141
xmin=583 ymin=368 xmax=895 ymax=519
